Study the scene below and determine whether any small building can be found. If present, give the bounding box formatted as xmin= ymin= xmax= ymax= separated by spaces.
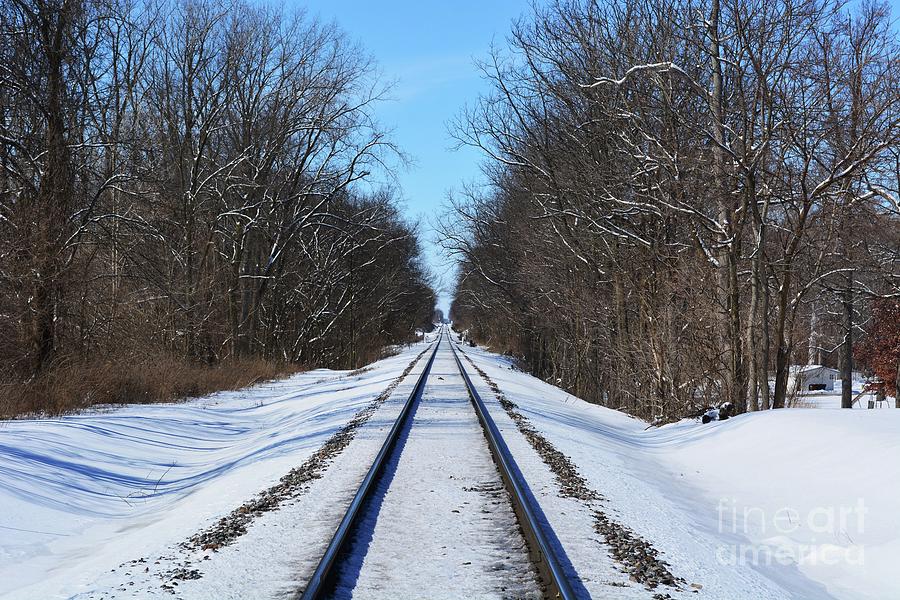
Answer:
xmin=789 ymin=365 xmax=838 ymax=392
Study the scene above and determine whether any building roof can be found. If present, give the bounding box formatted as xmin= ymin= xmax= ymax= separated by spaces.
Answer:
xmin=789 ymin=365 xmax=837 ymax=374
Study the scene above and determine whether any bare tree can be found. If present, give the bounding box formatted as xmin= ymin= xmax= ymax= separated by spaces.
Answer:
xmin=445 ymin=0 xmax=900 ymax=421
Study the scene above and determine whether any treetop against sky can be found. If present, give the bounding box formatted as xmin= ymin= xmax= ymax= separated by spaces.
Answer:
xmin=298 ymin=0 xmax=527 ymax=313
xmin=292 ymin=0 xmax=900 ymax=313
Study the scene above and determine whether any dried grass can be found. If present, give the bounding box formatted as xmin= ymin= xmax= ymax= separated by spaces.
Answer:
xmin=0 ymin=354 xmax=303 ymax=419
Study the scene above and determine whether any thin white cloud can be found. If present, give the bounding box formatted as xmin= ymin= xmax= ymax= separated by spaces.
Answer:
xmin=386 ymin=54 xmax=478 ymax=101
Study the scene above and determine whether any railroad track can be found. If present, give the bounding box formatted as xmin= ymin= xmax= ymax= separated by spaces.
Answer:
xmin=298 ymin=326 xmax=576 ymax=600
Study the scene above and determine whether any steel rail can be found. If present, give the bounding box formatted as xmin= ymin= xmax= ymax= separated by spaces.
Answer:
xmin=298 ymin=328 xmax=443 ymax=600
xmin=449 ymin=333 xmax=577 ymax=600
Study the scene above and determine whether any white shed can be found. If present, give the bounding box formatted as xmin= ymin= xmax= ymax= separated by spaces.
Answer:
xmin=789 ymin=365 xmax=838 ymax=392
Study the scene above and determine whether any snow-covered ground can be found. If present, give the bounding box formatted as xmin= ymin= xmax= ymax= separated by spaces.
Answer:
xmin=3 ymin=328 xmax=897 ymax=600
xmin=460 ymin=341 xmax=900 ymax=600
xmin=0 ymin=337 xmax=438 ymax=599
xmin=791 ymin=381 xmax=896 ymax=410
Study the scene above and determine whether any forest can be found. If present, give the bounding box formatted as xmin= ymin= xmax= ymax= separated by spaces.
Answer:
xmin=444 ymin=0 xmax=900 ymax=421
xmin=0 ymin=0 xmax=435 ymax=415
xmin=3 ymin=0 xmax=899 ymax=422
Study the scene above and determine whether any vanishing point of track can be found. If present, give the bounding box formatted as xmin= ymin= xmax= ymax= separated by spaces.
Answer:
xmin=297 ymin=326 xmax=577 ymax=600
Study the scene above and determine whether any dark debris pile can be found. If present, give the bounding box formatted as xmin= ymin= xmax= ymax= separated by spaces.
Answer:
xmin=594 ymin=512 xmax=683 ymax=589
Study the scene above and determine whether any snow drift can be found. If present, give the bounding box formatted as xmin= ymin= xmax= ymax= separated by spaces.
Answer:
xmin=465 ymin=344 xmax=900 ymax=600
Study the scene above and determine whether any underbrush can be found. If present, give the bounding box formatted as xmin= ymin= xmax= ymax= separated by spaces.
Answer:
xmin=0 ymin=355 xmax=304 ymax=419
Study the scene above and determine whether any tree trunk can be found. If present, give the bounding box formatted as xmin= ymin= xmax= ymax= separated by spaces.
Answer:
xmin=708 ymin=0 xmax=746 ymax=412
xmin=808 ymin=302 xmax=820 ymax=365
xmin=31 ymin=4 xmax=74 ymax=374
xmin=840 ymin=271 xmax=854 ymax=409
xmin=745 ymin=261 xmax=760 ymax=411
xmin=773 ymin=344 xmax=790 ymax=409
xmin=727 ymin=252 xmax=746 ymax=412
xmin=31 ymin=278 xmax=56 ymax=374
xmin=772 ymin=273 xmax=792 ymax=409
xmin=895 ymin=359 xmax=899 ymax=408
xmin=760 ymin=281 xmax=772 ymax=410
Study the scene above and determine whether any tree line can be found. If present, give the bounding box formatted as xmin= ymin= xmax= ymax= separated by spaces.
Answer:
xmin=444 ymin=0 xmax=900 ymax=420
xmin=0 ymin=0 xmax=435 ymax=412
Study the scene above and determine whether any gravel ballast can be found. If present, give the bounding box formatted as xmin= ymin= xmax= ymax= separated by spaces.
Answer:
xmin=456 ymin=344 xmax=684 ymax=593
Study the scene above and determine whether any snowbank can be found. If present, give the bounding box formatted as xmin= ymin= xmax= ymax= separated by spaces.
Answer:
xmin=0 ymin=343 xmax=430 ymax=599
xmin=3 ymin=332 xmax=895 ymax=600
xmin=464 ymin=345 xmax=900 ymax=600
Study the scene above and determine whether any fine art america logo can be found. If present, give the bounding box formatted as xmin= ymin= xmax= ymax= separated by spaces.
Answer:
xmin=715 ymin=498 xmax=867 ymax=566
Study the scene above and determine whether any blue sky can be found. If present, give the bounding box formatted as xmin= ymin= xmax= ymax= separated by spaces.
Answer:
xmin=297 ymin=0 xmax=530 ymax=314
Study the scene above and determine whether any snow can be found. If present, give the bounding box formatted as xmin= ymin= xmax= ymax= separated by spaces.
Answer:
xmin=789 ymin=380 xmax=896 ymax=410
xmin=329 ymin=338 xmax=541 ymax=599
xmin=790 ymin=364 xmax=830 ymax=373
xmin=0 ymin=338 xmax=437 ymax=599
xmin=460 ymin=342 xmax=900 ymax=600
xmin=3 ymin=326 xmax=897 ymax=600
